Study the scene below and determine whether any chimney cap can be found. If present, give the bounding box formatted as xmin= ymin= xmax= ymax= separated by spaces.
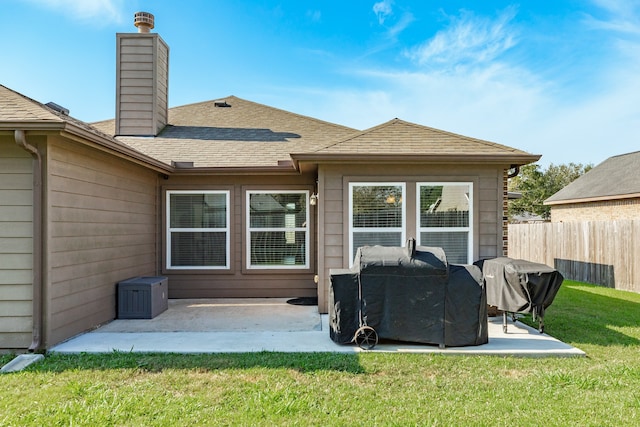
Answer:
xmin=134 ymin=11 xmax=154 ymax=33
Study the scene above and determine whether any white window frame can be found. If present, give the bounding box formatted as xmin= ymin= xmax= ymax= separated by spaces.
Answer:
xmin=349 ymin=182 xmax=406 ymax=265
xmin=166 ymin=190 xmax=231 ymax=270
xmin=416 ymin=182 xmax=473 ymax=264
xmin=246 ymin=190 xmax=310 ymax=270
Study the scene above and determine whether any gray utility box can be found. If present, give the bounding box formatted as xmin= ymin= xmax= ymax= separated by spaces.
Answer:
xmin=117 ymin=276 xmax=168 ymax=319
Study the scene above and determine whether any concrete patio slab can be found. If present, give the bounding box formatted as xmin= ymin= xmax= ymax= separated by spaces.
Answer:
xmin=50 ymin=298 xmax=585 ymax=357
xmin=98 ymin=298 xmax=322 ymax=333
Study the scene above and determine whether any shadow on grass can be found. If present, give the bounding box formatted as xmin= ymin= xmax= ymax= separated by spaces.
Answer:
xmin=26 ymin=352 xmax=366 ymax=374
xmin=526 ymin=281 xmax=640 ymax=347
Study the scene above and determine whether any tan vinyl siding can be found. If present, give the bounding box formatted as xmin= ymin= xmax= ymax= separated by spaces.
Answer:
xmin=161 ymin=174 xmax=317 ymax=299
xmin=0 ymin=138 xmax=33 ymax=349
xmin=46 ymin=137 xmax=158 ymax=347
xmin=156 ymin=41 xmax=169 ymax=132
xmin=317 ymin=163 xmax=504 ymax=313
xmin=116 ymin=33 xmax=168 ymax=136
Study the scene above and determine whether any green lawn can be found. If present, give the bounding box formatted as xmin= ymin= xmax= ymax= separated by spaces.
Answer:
xmin=2 ymin=280 xmax=640 ymax=426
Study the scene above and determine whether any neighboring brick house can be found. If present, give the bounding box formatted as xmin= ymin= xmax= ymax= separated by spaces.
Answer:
xmin=545 ymin=151 xmax=640 ymax=222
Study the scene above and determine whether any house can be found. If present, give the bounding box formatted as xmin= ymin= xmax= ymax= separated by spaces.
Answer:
xmin=508 ymin=151 xmax=640 ymax=291
xmin=510 ymin=212 xmax=546 ymax=223
xmin=0 ymin=12 xmax=539 ymax=351
xmin=545 ymin=151 xmax=640 ymax=222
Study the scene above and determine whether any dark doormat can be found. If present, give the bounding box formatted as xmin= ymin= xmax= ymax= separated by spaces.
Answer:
xmin=286 ymin=297 xmax=318 ymax=306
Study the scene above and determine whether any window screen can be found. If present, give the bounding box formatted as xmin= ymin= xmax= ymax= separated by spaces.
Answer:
xmin=418 ymin=183 xmax=472 ymax=263
xmin=167 ymin=191 xmax=230 ymax=269
xmin=350 ymin=183 xmax=405 ymax=260
xmin=247 ymin=191 xmax=309 ymax=269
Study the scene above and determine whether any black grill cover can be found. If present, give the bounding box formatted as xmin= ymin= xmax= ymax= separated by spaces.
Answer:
xmin=477 ymin=257 xmax=563 ymax=319
xmin=330 ymin=244 xmax=488 ymax=347
xmin=445 ymin=264 xmax=488 ymax=346
xmin=358 ymin=245 xmax=449 ymax=345
xmin=329 ymin=270 xmax=360 ymax=344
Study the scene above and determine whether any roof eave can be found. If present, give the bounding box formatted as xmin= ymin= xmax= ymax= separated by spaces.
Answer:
xmin=1 ymin=120 xmax=173 ymax=174
xmin=545 ymin=192 xmax=640 ymax=206
xmin=0 ymin=121 xmax=66 ymax=131
xmin=170 ymin=164 xmax=302 ymax=176
xmin=60 ymin=126 xmax=173 ymax=174
xmin=290 ymin=153 xmax=541 ymax=166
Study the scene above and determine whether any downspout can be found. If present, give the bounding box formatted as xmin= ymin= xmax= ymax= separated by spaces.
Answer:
xmin=14 ymin=130 xmax=45 ymax=353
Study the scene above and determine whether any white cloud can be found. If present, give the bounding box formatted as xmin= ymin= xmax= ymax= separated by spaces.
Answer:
xmin=405 ymin=7 xmax=518 ymax=68
xmin=370 ymin=0 xmax=414 ymax=46
xmin=20 ymin=0 xmax=126 ymax=24
xmin=373 ymin=0 xmax=393 ymax=25
xmin=584 ymin=1 xmax=640 ymax=36
xmin=386 ymin=11 xmax=415 ymax=39
xmin=307 ymin=10 xmax=322 ymax=23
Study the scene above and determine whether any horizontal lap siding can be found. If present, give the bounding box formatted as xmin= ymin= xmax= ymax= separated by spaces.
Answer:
xmin=47 ymin=139 xmax=158 ymax=346
xmin=317 ymin=164 xmax=503 ymax=313
xmin=0 ymin=138 xmax=33 ymax=349
xmin=117 ymin=34 xmax=168 ymax=136
xmin=162 ymin=174 xmax=317 ymax=299
xmin=155 ymin=41 xmax=169 ymax=133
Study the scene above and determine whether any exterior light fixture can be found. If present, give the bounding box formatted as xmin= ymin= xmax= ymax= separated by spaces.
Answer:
xmin=310 ymin=193 xmax=318 ymax=206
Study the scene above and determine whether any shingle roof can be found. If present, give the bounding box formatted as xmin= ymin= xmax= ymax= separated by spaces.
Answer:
xmin=0 ymin=85 xmax=171 ymax=172
xmin=291 ymin=118 xmax=539 ymax=165
xmin=314 ymin=119 xmax=530 ymax=155
xmin=94 ymin=106 xmax=538 ymax=168
xmin=0 ymin=84 xmax=65 ymax=122
xmin=4 ymin=84 xmax=539 ymax=170
xmin=92 ymin=96 xmax=358 ymax=168
xmin=545 ymin=151 xmax=640 ymax=204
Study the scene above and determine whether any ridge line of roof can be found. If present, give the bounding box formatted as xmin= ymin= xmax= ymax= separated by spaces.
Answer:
xmin=169 ymin=95 xmax=360 ymax=133
xmin=309 ymin=117 xmax=525 ymax=154
xmin=309 ymin=118 xmax=401 ymax=152
xmin=391 ymin=119 xmax=521 ymax=152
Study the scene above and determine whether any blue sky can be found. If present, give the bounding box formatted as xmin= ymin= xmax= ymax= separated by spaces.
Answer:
xmin=2 ymin=0 xmax=639 ymax=167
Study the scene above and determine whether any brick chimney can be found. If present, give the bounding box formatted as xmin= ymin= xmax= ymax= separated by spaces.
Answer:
xmin=115 ymin=12 xmax=169 ymax=136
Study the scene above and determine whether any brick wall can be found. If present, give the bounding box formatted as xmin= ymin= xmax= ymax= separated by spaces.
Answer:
xmin=550 ymin=198 xmax=640 ymax=222
xmin=503 ymin=169 xmax=509 ymax=256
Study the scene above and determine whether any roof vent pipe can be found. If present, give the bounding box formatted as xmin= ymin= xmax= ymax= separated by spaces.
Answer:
xmin=134 ymin=11 xmax=154 ymax=33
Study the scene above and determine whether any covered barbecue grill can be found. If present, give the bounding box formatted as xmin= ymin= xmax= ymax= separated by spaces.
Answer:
xmin=476 ymin=257 xmax=563 ymax=333
xmin=329 ymin=241 xmax=488 ymax=349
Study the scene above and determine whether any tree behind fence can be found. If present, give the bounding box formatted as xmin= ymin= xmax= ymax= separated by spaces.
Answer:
xmin=508 ymin=221 xmax=640 ymax=293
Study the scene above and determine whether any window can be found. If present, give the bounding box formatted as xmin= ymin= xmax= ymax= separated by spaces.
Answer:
xmin=247 ymin=191 xmax=309 ymax=269
xmin=167 ymin=191 xmax=230 ymax=269
xmin=417 ymin=183 xmax=472 ymax=264
xmin=349 ymin=183 xmax=406 ymax=261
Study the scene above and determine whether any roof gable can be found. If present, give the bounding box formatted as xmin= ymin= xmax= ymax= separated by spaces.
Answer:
xmin=546 ymin=151 xmax=640 ymax=204
xmin=291 ymin=118 xmax=539 ymax=165
xmin=314 ymin=119 xmax=528 ymax=155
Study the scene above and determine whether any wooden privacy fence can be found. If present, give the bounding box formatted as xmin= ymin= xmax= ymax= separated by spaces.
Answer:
xmin=508 ymin=221 xmax=640 ymax=293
